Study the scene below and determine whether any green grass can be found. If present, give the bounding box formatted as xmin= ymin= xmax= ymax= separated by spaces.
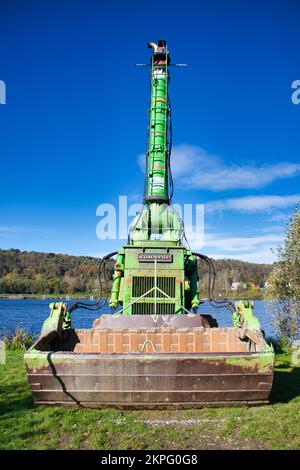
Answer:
xmin=0 ymin=349 xmax=300 ymax=450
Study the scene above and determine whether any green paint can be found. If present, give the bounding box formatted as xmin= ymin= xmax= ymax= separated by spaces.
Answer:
xmin=40 ymin=302 xmax=70 ymax=337
xmin=109 ymin=42 xmax=200 ymax=313
xmin=225 ymin=352 xmax=274 ymax=373
xmin=145 ymin=52 xmax=170 ymax=202
xmin=24 ymin=352 xmax=52 ymax=372
xmin=231 ymin=301 xmax=274 ymax=353
xmin=24 ymin=349 xmax=92 ymax=373
xmin=234 ymin=300 xmax=261 ymax=330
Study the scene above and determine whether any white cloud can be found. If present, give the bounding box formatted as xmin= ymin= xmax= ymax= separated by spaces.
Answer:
xmin=205 ymin=194 xmax=300 ymax=213
xmin=204 ymin=233 xmax=283 ymax=252
xmin=138 ymin=144 xmax=300 ymax=191
xmin=207 ymin=249 xmax=277 ymax=264
xmin=184 ymin=230 xmax=283 ymax=264
xmin=187 ymin=230 xmax=283 ymax=252
xmin=269 ymin=212 xmax=292 ymax=223
xmin=260 ymin=225 xmax=285 ymax=234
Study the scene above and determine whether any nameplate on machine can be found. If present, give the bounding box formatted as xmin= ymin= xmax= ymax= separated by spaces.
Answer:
xmin=138 ymin=253 xmax=173 ymax=263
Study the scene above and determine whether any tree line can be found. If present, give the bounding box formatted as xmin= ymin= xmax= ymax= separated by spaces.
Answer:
xmin=0 ymin=248 xmax=272 ymax=296
xmin=197 ymin=258 xmax=272 ymax=296
xmin=0 ymin=249 xmax=113 ymax=295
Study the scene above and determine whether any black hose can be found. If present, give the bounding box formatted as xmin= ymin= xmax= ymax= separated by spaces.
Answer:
xmin=192 ymin=252 xmax=235 ymax=313
xmin=68 ymin=251 xmax=118 ymax=314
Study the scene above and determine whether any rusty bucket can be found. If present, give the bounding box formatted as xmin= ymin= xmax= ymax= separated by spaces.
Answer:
xmin=24 ymin=315 xmax=274 ymax=409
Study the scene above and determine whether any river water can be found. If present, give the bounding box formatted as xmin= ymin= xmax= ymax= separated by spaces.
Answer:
xmin=0 ymin=298 xmax=277 ymax=339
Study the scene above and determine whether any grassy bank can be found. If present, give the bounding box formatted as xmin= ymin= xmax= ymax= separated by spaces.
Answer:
xmin=1 ymin=348 xmax=300 ymax=450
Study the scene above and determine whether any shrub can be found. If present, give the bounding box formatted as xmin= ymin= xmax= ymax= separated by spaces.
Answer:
xmin=2 ymin=327 xmax=36 ymax=350
xmin=265 ymin=206 xmax=300 ymax=339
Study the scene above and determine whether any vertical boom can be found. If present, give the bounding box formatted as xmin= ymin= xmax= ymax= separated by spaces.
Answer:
xmin=144 ymin=40 xmax=170 ymax=204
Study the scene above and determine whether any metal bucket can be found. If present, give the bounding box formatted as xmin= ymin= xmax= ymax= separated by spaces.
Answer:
xmin=24 ymin=315 xmax=274 ymax=409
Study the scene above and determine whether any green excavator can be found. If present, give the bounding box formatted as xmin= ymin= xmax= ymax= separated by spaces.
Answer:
xmin=24 ymin=40 xmax=274 ymax=408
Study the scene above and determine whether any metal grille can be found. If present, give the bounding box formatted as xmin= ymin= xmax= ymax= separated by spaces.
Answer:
xmin=132 ymin=302 xmax=175 ymax=315
xmin=132 ymin=276 xmax=176 ymax=298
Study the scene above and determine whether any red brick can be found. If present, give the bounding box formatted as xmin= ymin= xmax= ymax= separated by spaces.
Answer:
xmin=162 ymin=330 xmax=171 ymax=352
xmin=203 ymin=331 xmax=210 ymax=344
xmin=73 ymin=325 xmax=252 ymax=355
xmin=188 ymin=332 xmax=194 ymax=344
xmin=155 ymin=333 xmax=162 ymax=346
xmin=171 ymin=333 xmax=179 ymax=345
xmin=114 ymin=330 xmax=123 ymax=353
xmin=211 ymin=329 xmax=220 ymax=353
xmin=178 ymin=329 xmax=188 ymax=352
xmin=227 ymin=328 xmax=237 ymax=352
xmin=219 ymin=332 xmax=227 ymax=343
xmin=92 ymin=332 xmax=99 ymax=346
xmin=122 ymin=333 xmax=130 ymax=348
xmin=138 ymin=332 xmax=146 ymax=344
xmin=130 ymin=330 xmax=139 ymax=351
xmin=84 ymin=330 xmax=92 ymax=353
xmin=99 ymin=330 xmax=107 ymax=353
xmin=107 ymin=330 xmax=114 ymax=346
xmin=237 ymin=339 xmax=248 ymax=352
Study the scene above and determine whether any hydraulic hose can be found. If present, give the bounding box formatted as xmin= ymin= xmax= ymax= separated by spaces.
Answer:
xmin=68 ymin=251 xmax=118 ymax=314
xmin=192 ymin=252 xmax=235 ymax=313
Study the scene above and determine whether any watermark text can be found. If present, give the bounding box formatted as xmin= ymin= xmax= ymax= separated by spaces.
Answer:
xmin=0 ymin=80 xmax=6 ymax=104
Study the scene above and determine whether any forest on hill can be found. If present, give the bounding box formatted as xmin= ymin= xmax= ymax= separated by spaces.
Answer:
xmin=0 ymin=249 xmax=272 ymax=296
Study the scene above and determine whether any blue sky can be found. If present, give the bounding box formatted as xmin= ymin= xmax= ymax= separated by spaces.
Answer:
xmin=0 ymin=0 xmax=299 ymax=263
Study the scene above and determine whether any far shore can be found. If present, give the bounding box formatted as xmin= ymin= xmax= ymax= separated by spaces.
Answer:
xmin=0 ymin=290 xmax=265 ymax=301
xmin=0 ymin=294 xmax=96 ymax=300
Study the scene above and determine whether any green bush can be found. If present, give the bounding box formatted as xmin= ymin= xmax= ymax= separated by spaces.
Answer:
xmin=2 ymin=327 xmax=36 ymax=350
xmin=265 ymin=206 xmax=300 ymax=339
xmin=268 ymin=335 xmax=292 ymax=354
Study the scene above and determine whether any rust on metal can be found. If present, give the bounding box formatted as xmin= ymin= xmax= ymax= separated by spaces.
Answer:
xmin=24 ymin=315 xmax=274 ymax=409
xmin=25 ymin=351 xmax=274 ymax=408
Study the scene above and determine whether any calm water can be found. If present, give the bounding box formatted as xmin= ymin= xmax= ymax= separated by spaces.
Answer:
xmin=0 ymin=298 xmax=276 ymax=339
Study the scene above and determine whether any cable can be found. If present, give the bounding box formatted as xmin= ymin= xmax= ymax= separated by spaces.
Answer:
xmin=192 ymin=252 xmax=214 ymax=299
xmin=67 ymin=251 xmax=118 ymax=314
xmin=192 ymin=252 xmax=235 ymax=313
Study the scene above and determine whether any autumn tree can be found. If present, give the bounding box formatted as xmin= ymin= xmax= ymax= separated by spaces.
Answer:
xmin=265 ymin=206 xmax=300 ymax=338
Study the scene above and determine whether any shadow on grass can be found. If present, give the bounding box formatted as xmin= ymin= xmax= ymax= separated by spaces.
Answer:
xmin=0 ymin=383 xmax=34 ymax=414
xmin=0 ymin=395 xmax=33 ymax=416
xmin=270 ymin=366 xmax=300 ymax=404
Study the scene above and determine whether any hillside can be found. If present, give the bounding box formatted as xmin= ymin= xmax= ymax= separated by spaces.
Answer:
xmin=197 ymin=257 xmax=272 ymax=296
xmin=0 ymin=249 xmax=272 ymax=296
xmin=0 ymin=249 xmax=113 ymax=296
